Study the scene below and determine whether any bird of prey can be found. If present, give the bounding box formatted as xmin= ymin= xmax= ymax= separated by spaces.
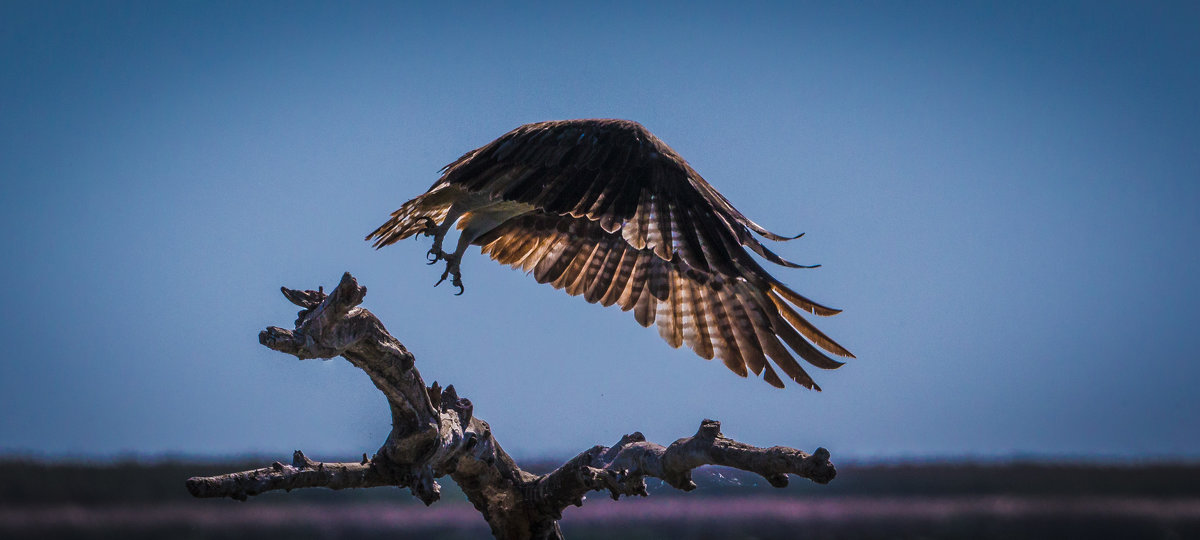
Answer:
xmin=367 ymin=119 xmax=853 ymax=389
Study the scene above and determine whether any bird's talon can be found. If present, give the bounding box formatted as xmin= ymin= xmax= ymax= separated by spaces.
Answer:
xmin=434 ymin=266 xmax=463 ymax=295
xmin=426 ymin=248 xmax=443 ymax=264
xmin=417 ymin=216 xmax=436 ymax=236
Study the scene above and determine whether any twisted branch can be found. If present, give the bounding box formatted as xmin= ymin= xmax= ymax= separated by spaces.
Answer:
xmin=186 ymin=272 xmax=836 ymax=539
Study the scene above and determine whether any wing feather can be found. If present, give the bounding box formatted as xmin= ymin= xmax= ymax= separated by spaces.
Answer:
xmin=584 ymin=245 xmax=623 ymax=304
xmin=623 ymin=188 xmax=653 ymax=250
xmin=651 ymin=176 xmax=674 ymax=260
xmin=768 ymin=291 xmax=855 ymax=359
xmin=533 ymin=234 xmax=579 ymax=284
xmin=552 ymin=235 xmax=599 ymax=291
xmin=766 ymin=305 xmax=845 ymax=371
xmin=633 ymin=286 xmax=657 ymax=327
xmin=617 ymin=252 xmax=651 ymax=311
xmin=707 ymin=289 xmax=746 ymax=375
xmin=567 ymin=170 xmax=610 ymax=218
xmin=647 ymin=254 xmax=671 ymax=301
xmin=687 ymin=283 xmax=716 ymax=360
xmin=599 ymin=248 xmax=637 ymax=307
xmin=732 ymin=284 xmax=818 ymax=390
xmin=656 ymin=272 xmax=685 ymax=349
xmin=517 ymin=228 xmax=557 ymax=273
xmin=565 ymin=240 xmax=606 ymax=297
xmin=716 ymin=286 xmax=757 ymax=378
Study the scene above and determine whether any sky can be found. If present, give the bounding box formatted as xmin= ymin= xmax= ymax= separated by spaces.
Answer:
xmin=1 ymin=1 xmax=1197 ymax=463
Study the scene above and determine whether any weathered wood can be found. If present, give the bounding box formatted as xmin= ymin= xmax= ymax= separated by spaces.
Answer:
xmin=187 ymin=272 xmax=836 ymax=539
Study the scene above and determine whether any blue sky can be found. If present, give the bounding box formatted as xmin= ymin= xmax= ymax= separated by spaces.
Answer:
xmin=1 ymin=1 xmax=1197 ymax=462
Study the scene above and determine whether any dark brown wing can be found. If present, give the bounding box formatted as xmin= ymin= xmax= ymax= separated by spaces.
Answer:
xmin=474 ymin=213 xmax=851 ymax=389
xmin=438 ymin=120 xmax=825 ymax=274
xmin=389 ymin=118 xmax=852 ymax=388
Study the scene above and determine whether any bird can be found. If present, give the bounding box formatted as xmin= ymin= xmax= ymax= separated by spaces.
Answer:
xmin=367 ymin=119 xmax=853 ymax=389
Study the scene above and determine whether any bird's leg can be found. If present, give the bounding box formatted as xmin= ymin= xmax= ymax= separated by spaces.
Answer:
xmin=412 ymin=217 xmax=443 ymax=262
xmin=434 ymin=255 xmax=464 ymax=295
xmin=425 ymin=221 xmax=451 ymax=264
xmin=415 ymin=216 xmax=437 ymax=238
xmin=425 ymin=205 xmax=467 ymax=265
xmin=433 ymin=222 xmax=477 ymax=295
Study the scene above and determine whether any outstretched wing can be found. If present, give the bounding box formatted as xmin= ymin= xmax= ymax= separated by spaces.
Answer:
xmin=474 ymin=213 xmax=853 ymax=389
xmin=444 ymin=119 xmax=853 ymax=389
xmin=438 ymin=119 xmax=815 ymax=276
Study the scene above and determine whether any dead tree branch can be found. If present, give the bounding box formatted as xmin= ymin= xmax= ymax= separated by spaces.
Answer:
xmin=186 ymin=272 xmax=836 ymax=539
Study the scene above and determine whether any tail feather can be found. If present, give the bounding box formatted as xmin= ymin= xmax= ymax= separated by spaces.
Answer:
xmin=366 ymin=186 xmax=463 ymax=248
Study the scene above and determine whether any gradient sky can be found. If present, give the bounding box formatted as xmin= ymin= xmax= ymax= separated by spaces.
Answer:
xmin=1 ymin=1 xmax=1197 ymax=462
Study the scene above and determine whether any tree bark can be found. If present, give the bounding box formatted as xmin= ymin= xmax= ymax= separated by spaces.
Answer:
xmin=186 ymin=272 xmax=836 ymax=539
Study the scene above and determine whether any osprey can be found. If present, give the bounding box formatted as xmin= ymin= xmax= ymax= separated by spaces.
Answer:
xmin=367 ymin=119 xmax=853 ymax=389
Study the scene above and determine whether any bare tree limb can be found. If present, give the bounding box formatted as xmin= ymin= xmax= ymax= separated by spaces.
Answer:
xmin=187 ymin=272 xmax=836 ymax=539
xmin=185 ymin=451 xmax=386 ymax=501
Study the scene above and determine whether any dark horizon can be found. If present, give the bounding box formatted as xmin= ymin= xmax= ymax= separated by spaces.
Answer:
xmin=5 ymin=458 xmax=1199 ymax=539
xmin=4 ymin=451 xmax=1200 ymax=467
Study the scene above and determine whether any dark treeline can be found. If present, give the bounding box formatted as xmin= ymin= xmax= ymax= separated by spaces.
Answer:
xmin=3 ymin=458 xmax=1199 ymax=505
xmin=5 ymin=459 xmax=1200 ymax=540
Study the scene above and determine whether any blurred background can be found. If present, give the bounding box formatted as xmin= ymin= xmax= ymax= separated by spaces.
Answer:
xmin=2 ymin=1 xmax=1198 ymax=538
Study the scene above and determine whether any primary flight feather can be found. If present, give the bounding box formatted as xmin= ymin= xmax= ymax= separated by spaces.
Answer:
xmin=367 ymin=119 xmax=853 ymax=390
